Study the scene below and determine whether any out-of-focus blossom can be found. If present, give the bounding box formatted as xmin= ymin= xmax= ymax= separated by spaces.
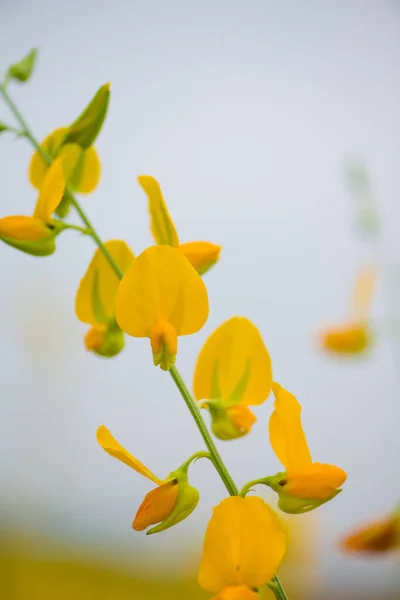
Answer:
xmin=193 ymin=317 xmax=272 ymax=440
xmin=340 ymin=509 xmax=400 ymax=554
xmin=115 ymin=245 xmax=209 ymax=370
xmin=266 ymin=383 xmax=347 ymax=513
xmin=97 ymin=426 xmax=199 ymax=534
xmin=198 ymin=496 xmax=285 ymax=598
xmin=138 ymin=175 xmax=221 ymax=275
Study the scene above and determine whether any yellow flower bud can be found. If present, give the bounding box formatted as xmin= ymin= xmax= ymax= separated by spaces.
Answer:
xmin=84 ymin=323 xmax=125 ymax=358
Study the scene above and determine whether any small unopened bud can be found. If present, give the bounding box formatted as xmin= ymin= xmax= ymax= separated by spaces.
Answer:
xmin=85 ymin=322 xmax=125 ymax=358
xmin=179 ymin=241 xmax=221 ymax=275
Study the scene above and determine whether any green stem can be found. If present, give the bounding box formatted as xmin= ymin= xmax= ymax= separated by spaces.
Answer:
xmin=240 ymin=477 xmax=272 ymax=498
xmin=0 ymin=85 xmax=289 ymax=600
xmin=0 ymin=83 xmax=123 ymax=280
xmin=179 ymin=450 xmax=211 ymax=473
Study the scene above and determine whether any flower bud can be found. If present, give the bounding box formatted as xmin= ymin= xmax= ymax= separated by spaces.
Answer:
xmin=150 ymin=319 xmax=178 ymax=371
xmin=265 ymin=472 xmax=342 ymax=514
xmin=62 ymin=84 xmax=110 ymax=149
xmin=179 ymin=241 xmax=221 ymax=275
xmin=205 ymin=401 xmax=256 ymax=441
xmin=85 ymin=322 xmax=125 ymax=358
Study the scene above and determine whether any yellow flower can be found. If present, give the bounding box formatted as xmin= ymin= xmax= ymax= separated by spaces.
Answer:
xmin=267 ymin=383 xmax=347 ymax=513
xmin=75 ymin=240 xmax=134 ymax=357
xmin=340 ymin=510 xmax=400 ymax=554
xmin=97 ymin=425 xmax=199 ymax=534
xmin=193 ymin=317 xmax=272 ymax=440
xmin=115 ymin=245 xmax=209 ymax=370
xmin=319 ymin=267 xmax=376 ymax=355
xmin=0 ymin=158 xmax=65 ymax=256
xmin=199 ymin=496 xmax=285 ymax=596
xmin=138 ymin=175 xmax=221 ymax=275
xmin=29 ymin=127 xmax=101 ymax=197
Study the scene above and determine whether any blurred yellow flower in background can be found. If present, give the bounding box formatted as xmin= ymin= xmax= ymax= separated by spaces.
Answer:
xmin=193 ymin=317 xmax=272 ymax=440
xmin=198 ymin=496 xmax=286 ymax=598
xmin=75 ymin=240 xmax=134 ymax=357
xmin=319 ymin=267 xmax=376 ymax=355
xmin=340 ymin=509 xmax=400 ymax=554
xmin=267 ymin=383 xmax=347 ymax=513
xmin=97 ymin=426 xmax=199 ymax=534
xmin=138 ymin=175 xmax=221 ymax=275
xmin=0 ymin=158 xmax=65 ymax=255
xmin=115 ymin=245 xmax=209 ymax=370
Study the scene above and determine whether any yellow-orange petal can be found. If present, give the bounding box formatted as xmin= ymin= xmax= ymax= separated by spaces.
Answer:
xmin=137 ymin=175 xmax=179 ymax=247
xmin=76 ymin=240 xmax=134 ymax=326
xmin=179 ymin=241 xmax=221 ymax=275
xmin=269 ymin=383 xmax=312 ymax=473
xmin=194 ymin=317 xmax=272 ymax=407
xmin=340 ymin=514 xmax=400 ymax=554
xmin=115 ymin=245 xmax=209 ymax=338
xmin=96 ymin=425 xmax=162 ymax=485
xmin=320 ymin=324 xmax=370 ymax=355
xmin=349 ymin=266 xmax=377 ymax=322
xmin=285 ymin=463 xmax=347 ymax=499
xmin=29 ymin=128 xmax=67 ymax=189
xmin=84 ymin=324 xmax=107 ymax=351
xmin=57 ymin=143 xmax=101 ymax=194
xmin=132 ymin=481 xmax=179 ymax=531
xmin=33 ymin=157 xmax=65 ymax=221
xmin=0 ymin=215 xmax=50 ymax=241
xmin=198 ymin=496 xmax=285 ymax=594
xmin=229 ymin=405 xmax=257 ymax=434
xmin=212 ymin=586 xmax=259 ymax=600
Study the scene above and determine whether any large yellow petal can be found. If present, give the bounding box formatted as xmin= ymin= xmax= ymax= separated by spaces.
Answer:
xmin=212 ymin=586 xmax=259 ymax=600
xmin=138 ymin=175 xmax=179 ymax=247
xmin=115 ymin=245 xmax=209 ymax=337
xmin=269 ymin=383 xmax=312 ymax=473
xmin=33 ymin=157 xmax=65 ymax=221
xmin=75 ymin=240 xmax=134 ymax=326
xmin=194 ymin=317 xmax=272 ymax=406
xmin=179 ymin=241 xmax=221 ymax=275
xmin=0 ymin=215 xmax=50 ymax=241
xmin=285 ymin=463 xmax=347 ymax=499
xmin=96 ymin=425 xmax=162 ymax=485
xmin=198 ymin=496 xmax=285 ymax=593
xmin=29 ymin=128 xmax=67 ymax=189
xmin=132 ymin=482 xmax=179 ymax=531
xmin=58 ymin=143 xmax=101 ymax=194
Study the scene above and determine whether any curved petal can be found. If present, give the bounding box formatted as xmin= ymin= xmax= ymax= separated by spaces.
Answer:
xmin=132 ymin=482 xmax=178 ymax=531
xmin=179 ymin=241 xmax=221 ymax=275
xmin=33 ymin=157 xmax=65 ymax=221
xmin=0 ymin=215 xmax=50 ymax=241
xmin=29 ymin=128 xmax=67 ymax=189
xmin=198 ymin=496 xmax=285 ymax=593
xmin=269 ymin=383 xmax=312 ymax=473
xmin=115 ymin=245 xmax=209 ymax=337
xmin=212 ymin=587 xmax=259 ymax=600
xmin=58 ymin=143 xmax=101 ymax=194
xmin=96 ymin=425 xmax=162 ymax=484
xmin=341 ymin=514 xmax=400 ymax=554
xmin=285 ymin=463 xmax=347 ymax=499
xmin=76 ymin=240 xmax=134 ymax=325
xmin=138 ymin=175 xmax=179 ymax=247
xmin=194 ymin=317 xmax=272 ymax=406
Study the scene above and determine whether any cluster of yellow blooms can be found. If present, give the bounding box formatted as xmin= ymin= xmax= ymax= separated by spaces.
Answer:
xmin=0 ymin=49 xmax=398 ymax=600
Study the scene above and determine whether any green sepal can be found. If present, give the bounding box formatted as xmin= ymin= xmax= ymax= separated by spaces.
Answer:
xmin=205 ymin=401 xmax=246 ymax=441
xmin=62 ymin=84 xmax=110 ymax=149
xmin=264 ymin=472 xmax=342 ymax=514
xmin=7 ymin=49 xmax=37 ymax=83
xmin=0 ymin=122 xmax=10 ymax=134
xmin=0 ymin=231 xmax=56 ymax=257
xmin=92 ymin=322 xmax=125 ymax=358
xmin=54 ymin=193 xmax=71 ymax=218
xmin=152 ymin=344 xmax=176 ymax=371
xmin=147 ymin=469 xmax=200 ymax=535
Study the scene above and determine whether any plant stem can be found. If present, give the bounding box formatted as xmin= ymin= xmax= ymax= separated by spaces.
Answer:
xmin=0 ymin=83 xmax=123 ymax=280
xmin=0 ymin=85 xmax=289 ymax=600
xmin=169 ymin=365 xmax=239 ymax=496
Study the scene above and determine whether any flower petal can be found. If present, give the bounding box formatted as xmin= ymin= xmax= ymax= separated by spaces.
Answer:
xmin=269 ymin=383 xmax=312 ymax=473
xmin=198 ymin=496 xmax=285 ymax=593
xmin=349 ymin=266 xmax=376 ymax=321
xmin=29 ymin=128 xmax=67 ymax=189
xmin=320 ymin=324 xmax=370 ymax=355
xmin=33 ymin=157 xmax=65 ymax=221
xmin=132 ymin=482 xmax=179 ymax=531
xmin=115 ymin=245 xmax=209 ymax=338
xmin=96 ymin=425 xmax=162 ymax=484
xmin=58 ymin=143 xmax=101 ymax=194
xmin=138 ymin=175 xmax=179 ymax=247
xmin=285 ymin=463 xmax=347 ymax=499
xmin=194 ymin=317 xmax=272 ymax=406
xmin=341 ymin=514 xmax=400 ymax=554
xmin=179 ymin=241 xmax=221 ymax=275
xmin=0 ymin=215 xmax=50 ymax=241
xmin=212 ymin=586 xmax=259 ymax=600
xmin=76 ymin=240 xmax=134 ymax=326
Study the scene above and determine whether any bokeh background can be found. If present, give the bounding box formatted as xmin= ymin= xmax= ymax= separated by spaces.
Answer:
xmin=1 ymin=1 xmax=399 ymax=598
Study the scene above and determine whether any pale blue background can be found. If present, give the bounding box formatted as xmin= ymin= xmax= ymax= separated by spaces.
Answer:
xmin=0 ymin=0 xmax=399 ymax=596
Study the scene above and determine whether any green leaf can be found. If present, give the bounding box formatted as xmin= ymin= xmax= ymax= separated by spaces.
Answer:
xmin=7 ymin=49 xmax=37 ymax=83
xmin=62 ymin=83 xmax=110 ymax=149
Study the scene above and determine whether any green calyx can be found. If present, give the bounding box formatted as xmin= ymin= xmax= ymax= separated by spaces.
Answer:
xmin=91 ymin=322 xmax=125 ymax=358
xmin=62 ymin=84 xmax=110 ymax=149
xmin=0 ymin=230 xmax=56 ymax=257
xmin=152 ymin=344 xmax=176 ymax=371
xmin=204 ymin=400 xmax=245 ymax=441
